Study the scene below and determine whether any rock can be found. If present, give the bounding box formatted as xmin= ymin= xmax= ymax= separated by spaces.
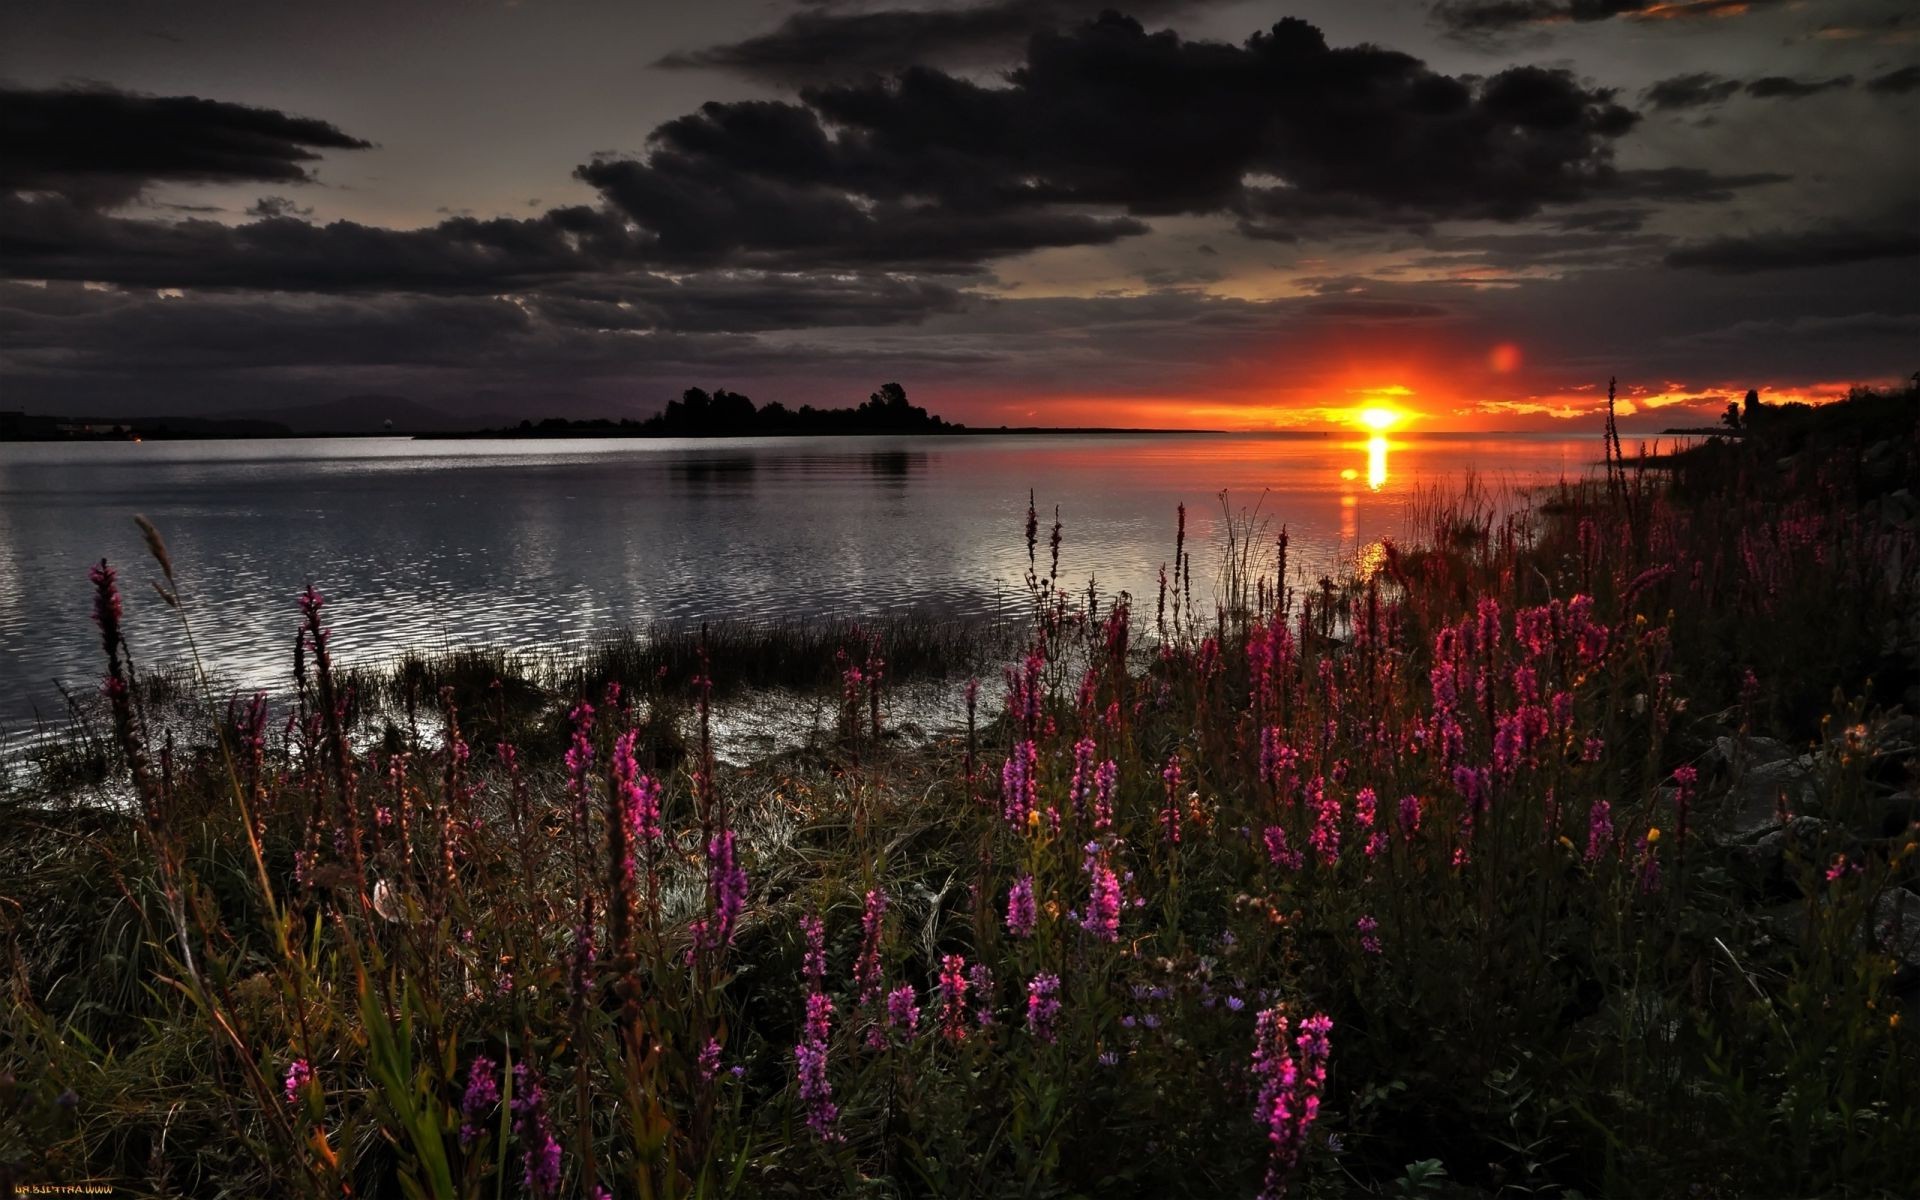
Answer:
xmin=1716 ymin=755 xmax=1822 ymax=842
xmin=1732 ymin=816 xmax=1841 ymax=891
xmin=1709 ymin=734 xmax=1793 ymax=773
xmin=1871 ymin=888 xmax=1920 ymax=987
xmin=1868 ymin=791 xmax=1920 ymax=838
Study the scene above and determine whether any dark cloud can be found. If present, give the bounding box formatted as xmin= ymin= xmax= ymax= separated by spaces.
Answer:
xmin=0 ymin=192 xmax=637 ymax=293
xmin=656 ymin=0 xmax=1226 ymax=84
xmin=610 ymin=15 xmax=1647 ymax=263
xmin=246 ymin=195 xmax=314 ymax=219
xmin=1643 ymin=73 xmax=1742 ymax=111
xmin=1866 ymin=64 xmax=1920 ymax=94
xmin=0 ymin=83 xmax=371 ymax=209
xmin=1665 ymin=226 xmax=1920 ymax=272
xmin=1644 ymin=71 xmax=1858 ymax=110
xmin=1434 ymin=0 xmax=1781 ymax=37
xmin=1744 ymin=74 xmax=1854 ymax=99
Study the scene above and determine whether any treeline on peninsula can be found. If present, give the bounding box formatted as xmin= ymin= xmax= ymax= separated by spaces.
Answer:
xmin=452 ymin=382 xmax=958 ymax=438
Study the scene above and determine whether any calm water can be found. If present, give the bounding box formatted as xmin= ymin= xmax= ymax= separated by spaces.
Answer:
xmin=0 ymin=431 xmax=1608 ymax=733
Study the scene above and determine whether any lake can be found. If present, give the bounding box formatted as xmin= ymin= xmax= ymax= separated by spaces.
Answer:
xmin=0 ymin=431 xmax=1615 ymax=735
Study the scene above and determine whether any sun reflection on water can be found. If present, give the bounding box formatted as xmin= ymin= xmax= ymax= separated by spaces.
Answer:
xmin=1367 ymin=435 xmax=1388 ymax=491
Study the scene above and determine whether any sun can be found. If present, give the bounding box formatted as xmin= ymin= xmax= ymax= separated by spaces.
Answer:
xmin=1356 ymin=406 xmax=1404 ymax=432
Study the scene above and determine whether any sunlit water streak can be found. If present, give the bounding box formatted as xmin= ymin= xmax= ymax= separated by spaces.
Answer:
xmin=0 ymin=431 xmax=1626 ymax=739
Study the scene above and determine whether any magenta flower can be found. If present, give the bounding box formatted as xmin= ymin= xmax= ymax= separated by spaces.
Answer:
xmin=1586 ymin=799 xmax=1614 ymax=863
xmin=1264 ymin=825 xmax=1304 ymax=872
xmin=886 ymin=984 xmax=921 ymax=1037
xmin=1250 ymin=1008 xmax=1332 ymax=1200
xmin=1160 ymin=755 xmax=1184 ymax=845
xmin=1002 ymin=738 xmax=1039 ymax=828
xmin=801 ymin=913 xmax=827 ymax=987
xmin=511 ymin=1063 xmax=562 ymax=1197
xmin=795 ymin=991 xmax=840 ymax=1140
xmin=1067 ymin=736 xmax=1097 ymax=820
xmin=459 ymin=1055 xmax=498 ymax=1147
xmin=1025 ymin=972 xmax=1062 ymax=1043
xmin=855 ymin=888 xmax=888 ymax=1006
xmin=1005 ymin=875 xmax=1037 ymax=939
xmin=1307 ymin=777 xmax=1341 ymax=867
xmin=283 ymin=1058 xmax=313 ymax=1106
xmin=969 ymin=961 xmax=996 ymax=1027
xmin=1080 ymin=843 xmax=1122 ymax=943
xmin=1356 ymin=914 xmax=1381 ymax=956
xmin=1093 ymin=758 xmax=1118 ymax=830
xmin=691 ymin=829 xmax=748 ymax=952
xmin=612 ymin=731 xmax=662 ymax=848
xmin=937 ymin=954 xmax=971 ymax=1041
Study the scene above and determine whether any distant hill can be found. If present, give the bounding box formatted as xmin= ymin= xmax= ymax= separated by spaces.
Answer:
xmin=240 ymin=394 xmax=467 ymax=434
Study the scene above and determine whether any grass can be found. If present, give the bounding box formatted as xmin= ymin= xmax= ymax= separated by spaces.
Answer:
xmin=2 ymin=382 xmax=1918 ymax=1198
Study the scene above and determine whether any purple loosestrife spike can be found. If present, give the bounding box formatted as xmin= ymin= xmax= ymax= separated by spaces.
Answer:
xmin=886 ymin=985 xmax=921 ymax=1037
xmin=283 ymin=1059 xmax=312 ymax=1107
xmin=1005 ymin=875 xmax=1037 ymax=939
xmin=1160 ymin=755 xmax=1183 ymax=845
xmin=1068 ymin=737 xmax=1097 ymax=820
xmin=1307 ymin=777 xmax=1341 ymax=867
xmin=511 ymin=1063 xmax=562 ymax=1197
xmin=795 ymin=991 xmax=841 ymax=1141
xmin=1025 ymin=972 xmax=1061 ymax=1043
xmin=693 ymin=829 xmax=748 ymax=953
xmin=1356 ymin=914 xmax=1382 ymax=956
xmin=1093 ymin=759 xmax=1118 ymax=830
xmin=1002 ymin=739 xmax=1039 ymax=829
xmin=1080 ymin=842 xmax=1122 ymax=942
xmin=937 ymin=954 xmax=971 ymax=1041
xmin=1586 ymin=799 xmax=1614 ymax=863
xmin=459 ymin=1056 xmax=499 ymax=1147
xmin=1251 ymin=1008 xmax=1331 ymax=1200
xmin=699 ymin=1038 xmax=724 ymax=1083
xmin=970 ymin=961 xmax=996 ymax=1027
xmin=801 ymin=913 xmax=827 ymax=987
xmin=855 ymin=888 xmax=888 ymax=1006
xmin=1263 ymin=826 xmax=1304 ymax=871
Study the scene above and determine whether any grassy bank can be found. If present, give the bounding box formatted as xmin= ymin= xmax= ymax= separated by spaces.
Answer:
xmin=3 ymin=384 xmax=1917 ymax=1198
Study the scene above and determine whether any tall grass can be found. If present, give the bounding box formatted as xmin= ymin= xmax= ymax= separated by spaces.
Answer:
xmin=3 ymin=385 xmax=1917 ymax=1198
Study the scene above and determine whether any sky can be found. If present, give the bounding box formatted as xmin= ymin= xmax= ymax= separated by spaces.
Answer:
xmin=2 ymin=0 xmax=1916 ymax=431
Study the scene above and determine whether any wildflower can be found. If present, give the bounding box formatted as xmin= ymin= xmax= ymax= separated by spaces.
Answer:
xmin=1026 ymin=972 xmax=1062 ymax=1043
xmin=699 ymin=1038 xmax=724 ymax=1083
xmin=937 ymin=954 xmax=971 ymax=1041
xmin=459 ymin=1055 xmax=499 ymax=1147
xmin=1081 ymin=843 xmax=1122 ymax=942
xmin=1307 ymin=777 xmax=1341 ymax=867
xmin=1161 ymin=755 xmax=1184 ymax=844
xmin=1356 ymin=914 xmax=1381 ymax=956
xmin=855 ymin=888 xmax=889 ymax=1005
xmin=801 ymin=913 xmax=827 ymax=987
xmin=511 ymin=1063 xmax=562 ymax=1197
xmin=283 ymin=1058 xmax=313 ymax=1107
xmin=970 ymin=961 xmax=996 ymax=1026
xmin=1002 ymin=739 xmax=1039 ymax=828
xmin=1006 ymin=875 xmax=1038 ymax=938
xmin=1636 ymin=831 xmax=1662 ymax=894
xmin=1093 ymin=758 xmax=1118 ymax=830
xmin=1068 ymin=736 xmax=1097 ymax=820
xmin=691 ymin=829 xmax=748 ymax=953
xmin=1586 ymin=799 xmax=1613 ymax=863
xmin=886 ymin=985 xmax=921 ymax=1037
xmin=1250 ymin=1007 xmax=1332 ymax=1200
xmin=1263 ymin=825 xmax=1304 ymax=871
xmin=795 ymin=992 xmax=841 ymax=1141
xmin=613 ymin=731 xmax=663 ymax=847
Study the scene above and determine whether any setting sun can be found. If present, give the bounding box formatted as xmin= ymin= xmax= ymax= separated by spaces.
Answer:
xmin=1356 ymin=406 xmax=1404 ymax=432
